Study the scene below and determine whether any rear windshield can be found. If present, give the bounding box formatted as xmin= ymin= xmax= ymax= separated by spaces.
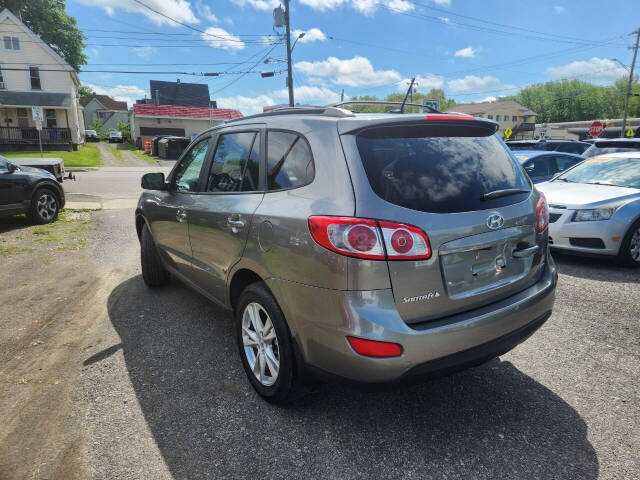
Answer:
xmin=356 ymin=124 xmax=530 ymax=213
xmin=584 ymin=144 xmax=640 ymax=157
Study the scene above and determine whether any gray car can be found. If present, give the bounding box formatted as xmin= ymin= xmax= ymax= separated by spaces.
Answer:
xmin=537 ymin=152 xmax=640 ymax=265
xmin=135 ymin=107 xmax=557 ymax=403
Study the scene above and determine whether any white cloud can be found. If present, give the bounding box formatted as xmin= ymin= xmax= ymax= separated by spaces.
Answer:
xmin=86 ymin=84 xmax=147 ymax=107
xmin=439 ymin=16 xmax=451 ymax=24
xmin=272 ymin=86 xmax=341 ymax=103
xmin=231 ymin=0 xmax=280 ymax=10
xmin=132 ymin=46 xmax=157 ymax=59
xmin=292 ymin=28 xmax=327 ymax=43
xmin=200 ymin=27 xmax=245 ymax=51
xmin=295 ymin=56 xmax=401 ymax=87
xmin=545 ymin=57 xmax=628 ymax=85
xmin=553 ymin=5 xmax=565 ymax=14
xmin=217 ymin=94 xmax=276 ymax=115
xmin=196 ymin=0 xmax=218 ymax=22
xmin=74 ymin=0 xmax=198 ymax=25
xmin=298 ymin=0 xmax=413 ymax=15
xmin=434 ymin=0 xmax=451 ymax=5
xmin=454 ymin=46 xmax=477 ymax=58
xmin=447 ymin=75 xmax=514 ymax=93
xmin=477 ymin=96 xmax=497 ymax=103
xmin=397 ymin=74 xmax=444 ymax=92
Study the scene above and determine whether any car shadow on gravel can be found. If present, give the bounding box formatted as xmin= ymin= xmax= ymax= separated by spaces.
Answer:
xmin=0 ymin=215 xmax=32 ymax=234
xmin=553 ymin=252 xmax=639 ymax=283
xmin=103 ymin=275 xmax=599 ymax=480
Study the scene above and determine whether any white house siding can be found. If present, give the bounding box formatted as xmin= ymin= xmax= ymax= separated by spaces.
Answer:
xmin=0 ymin=12 xmax=84 ymax=145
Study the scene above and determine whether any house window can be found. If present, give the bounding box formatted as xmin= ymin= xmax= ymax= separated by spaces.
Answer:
xmin=512 ymin=116 xmax=518 ymax=122
xmin=495 ymin=115 xmax=501 ymax=122
xmin=17 ymin=108 xmax=28 ymax=127
xmin=29 ymin=66 xmax=42 ymax=90
xmin=3 ymin=36 xmax=20 ymax=51
xmin=45 ymin=109 xmax=57 ymax=128
xmin=487 ymin=114 xmax=493 ymax=120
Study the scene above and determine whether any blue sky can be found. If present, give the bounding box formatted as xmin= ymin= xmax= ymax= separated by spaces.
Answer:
xmin=67 ymin=0 xmax=638 ymax=114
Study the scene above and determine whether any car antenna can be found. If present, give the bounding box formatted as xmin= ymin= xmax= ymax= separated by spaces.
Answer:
xmin=400 ymin=77 xmax=415 ymax=114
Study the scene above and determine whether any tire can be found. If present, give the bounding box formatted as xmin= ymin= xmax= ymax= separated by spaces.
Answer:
xmin=235 ymin=283 xmax=296 ymax=403
xmin=618 ymin=218 xmax=640 ymax=267
xmin=28 ymin=188 xmax=59 ymax=224
xmin=140 ymin=224 xmax=170 ymax=287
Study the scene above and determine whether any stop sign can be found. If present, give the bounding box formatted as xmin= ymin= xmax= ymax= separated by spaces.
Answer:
xmin=589 ymin=121 xmax=603 ymax=137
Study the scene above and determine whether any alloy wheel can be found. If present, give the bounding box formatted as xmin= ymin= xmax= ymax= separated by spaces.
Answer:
xmin=37 ymin=193 xmax=57 ymax=221
xmin=241 ymin=302 xmax=280 ymax=386
xmin=630 ymin=228 xmax=640 ymax=262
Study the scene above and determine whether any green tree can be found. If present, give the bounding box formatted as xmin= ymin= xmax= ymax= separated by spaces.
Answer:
xmin=0 ymin=0 xmax=87 ymax=70
xmin=89 ymin=118 xmax=101 ymax=134
xmin=117 ymin=121 xmax=131 ymax=140
xmin=78 ymin=85 xmax=94 ymax=99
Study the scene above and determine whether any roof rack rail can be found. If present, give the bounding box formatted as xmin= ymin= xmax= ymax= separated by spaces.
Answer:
xmin=327 ymin=100 xmax=441 ymax=114
xmin=225 ymin=106 xmax=354 ymax=123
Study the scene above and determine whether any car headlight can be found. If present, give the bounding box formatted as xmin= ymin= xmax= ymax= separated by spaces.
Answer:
xmin=572 ymin=206 xmax=619 ymax=222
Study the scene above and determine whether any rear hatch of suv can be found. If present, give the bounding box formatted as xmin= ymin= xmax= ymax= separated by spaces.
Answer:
xmin=339 ymin=115 xmax=547 ymax=325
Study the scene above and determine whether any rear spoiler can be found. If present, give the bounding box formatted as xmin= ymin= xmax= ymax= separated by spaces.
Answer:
xmin=336 ymin=114 xmax=500 ymax=136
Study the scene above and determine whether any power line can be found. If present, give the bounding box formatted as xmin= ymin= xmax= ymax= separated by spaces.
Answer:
xmin=2 ymin=67 xmax=283 ymax=76
xmin=211 ymin=43 xmax=281 ymax=95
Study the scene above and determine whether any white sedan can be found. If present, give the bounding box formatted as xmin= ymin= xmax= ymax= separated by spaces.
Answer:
xmin=536 ymin=152 xmax=640 ymax=266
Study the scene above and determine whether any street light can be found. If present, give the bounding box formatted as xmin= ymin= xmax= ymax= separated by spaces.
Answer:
xmin=291 ymin=32 xmax=305 ymax=52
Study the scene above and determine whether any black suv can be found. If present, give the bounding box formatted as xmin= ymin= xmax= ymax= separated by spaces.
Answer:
xmin=506 ymin=139 xmax=591 ymax=155
xmin=0 ymin=157 xmax=65 ymax=224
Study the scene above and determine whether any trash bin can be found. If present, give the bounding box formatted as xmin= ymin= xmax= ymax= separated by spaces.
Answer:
xmin=152 ymin=135 xmax=171 ymax=156
xmin=157 ymin=137 xmax=190 ymax=160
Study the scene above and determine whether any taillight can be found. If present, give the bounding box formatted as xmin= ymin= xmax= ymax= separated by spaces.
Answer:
xmin=347 ymin=336 xmax=403 ymax=358
xmin=536 ymin=193 xmax=549 ymax=232
xmin=308 ymin=216 xmax=385 ymax=260
xmin=378 ymin=220 xmax=431 ymax=260
xmin=308 ymin=216 xmax=431 ymax=260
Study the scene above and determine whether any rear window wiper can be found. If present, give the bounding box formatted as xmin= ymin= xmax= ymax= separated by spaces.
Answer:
xmin=481 ymin=188 xmax=530 ymax=201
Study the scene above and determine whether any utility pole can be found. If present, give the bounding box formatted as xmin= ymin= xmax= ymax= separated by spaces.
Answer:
xmin=341 ymin=89 xmax=344 ymax=102
xmin=621 ymin=28 xmax=639 ymax=137
xmin=283 ymin=0 xmax=294 ymax=107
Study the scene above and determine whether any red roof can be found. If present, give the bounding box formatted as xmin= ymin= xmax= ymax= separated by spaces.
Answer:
xmin=133 ymin=103 xmax=242 ymax=120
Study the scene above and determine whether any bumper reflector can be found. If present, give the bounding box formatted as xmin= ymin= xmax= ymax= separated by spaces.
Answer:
xmin=347 ymin=336 xmax=403 ymax=358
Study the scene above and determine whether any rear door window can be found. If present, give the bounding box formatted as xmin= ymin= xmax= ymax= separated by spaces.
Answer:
xmin=355 ymin=124 xmax=530 ymax=213
xmin=524 ymin=156 xmax=552 ymax=181
xmin=267 ymin=131 xmax=314 ymax=190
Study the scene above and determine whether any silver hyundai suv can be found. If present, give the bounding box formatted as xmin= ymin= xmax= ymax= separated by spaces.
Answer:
xmin=136 ymin=106 xmax=557 ymax=403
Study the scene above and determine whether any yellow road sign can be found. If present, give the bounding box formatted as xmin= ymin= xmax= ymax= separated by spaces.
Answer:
xmin=504 ymin=127 xmax=513 ymax=139
xmin=626 ymin=128 xmax=635 ymax=137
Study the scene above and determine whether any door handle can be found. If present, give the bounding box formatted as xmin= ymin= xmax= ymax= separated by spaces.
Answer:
xmin=512 ymin=245 xmax=540 ymax=258
xmin=176 ymin=209 xmax=187 ymax=223
xmin=227 ymin=216 xmax=245 ymax=232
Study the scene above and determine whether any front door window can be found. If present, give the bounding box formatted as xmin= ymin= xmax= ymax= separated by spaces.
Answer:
xmin=173 ymin=138 xmax=211 ymax=193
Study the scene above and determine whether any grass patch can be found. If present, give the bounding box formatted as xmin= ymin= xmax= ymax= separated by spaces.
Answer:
xmin=109 ymin=145 xmax=124 ymax=161
xmin=0 ymin=144 xmax=103 ymax=168
xmin=122 ymin=142 xmax=157 ymax=163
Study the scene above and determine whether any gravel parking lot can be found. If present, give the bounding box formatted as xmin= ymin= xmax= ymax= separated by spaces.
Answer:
xmin=1 ymin=205 xmax=638 ymax=480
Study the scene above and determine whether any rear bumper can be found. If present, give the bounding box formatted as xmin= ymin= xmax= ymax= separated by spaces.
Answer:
xmin=270 ymin=256 xmax=557 ymax=383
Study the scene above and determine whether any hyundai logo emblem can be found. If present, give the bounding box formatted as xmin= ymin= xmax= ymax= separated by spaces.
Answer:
xmin=486 ymin=213 xmax=504 ymax=230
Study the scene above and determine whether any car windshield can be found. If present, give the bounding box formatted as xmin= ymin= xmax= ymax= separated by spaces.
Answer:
xmin=356 ymin=124 xmax=530 ymax=213
xmin=86 ymin=130 xmax=96 ymax=135
xmin=556 ymin=156 xmax=640 ymax=188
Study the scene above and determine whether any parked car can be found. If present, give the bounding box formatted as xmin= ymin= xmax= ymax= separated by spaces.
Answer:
xmin=85 ymin=129 xmax=99 ymax=142
xmin=0 ymin=157 xmax=65 ymax=224
xmin=507 ymin=139 xmax=591 ymax=155
xmin=537 ymin=152 xmax=640 ymax=266
xmin=109 ymin=131 xmax=124 ymax=143
xmin=135 ymin=107 xmax=557 ymax=403
xmin=10 ymin=157 xmax=67 ymax=183
xmin=583 ymin=138 xmax=640 ymax=157
xmin=512 ymin=150 xmax=585 ymax=183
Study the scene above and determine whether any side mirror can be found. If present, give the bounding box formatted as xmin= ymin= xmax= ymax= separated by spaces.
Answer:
xmin=7 ymin=163 xmax=17 ymax=173
xmin=141 ymin=172 xmax=167 ymax=190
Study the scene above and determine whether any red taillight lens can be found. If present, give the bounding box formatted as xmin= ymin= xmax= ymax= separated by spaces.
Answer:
xmin=347 ymin=336 xmax=403 ymax=358
xmin=379 ymin=220 xmax=431 ymax=260
xmin=536 ymin=193 xmax=549 ymax=232
xmin=308 ymin=216 xmax=385 ymax=260
xmin=308 ymin=216 xmax=431 ymax=261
